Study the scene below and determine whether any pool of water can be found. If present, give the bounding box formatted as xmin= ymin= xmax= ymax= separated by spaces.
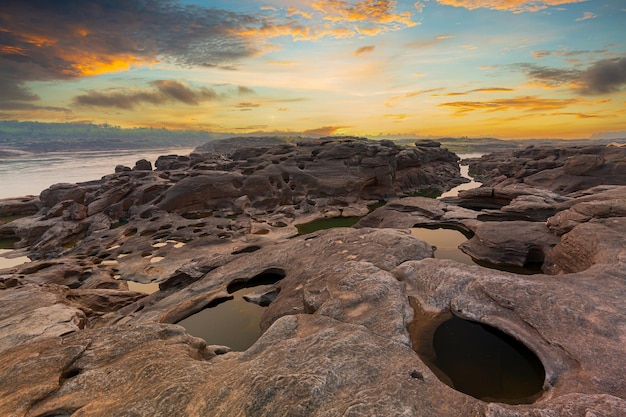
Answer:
xmin=296 ymin=216 xmax=362 ymax=235
xmin=177 ymin=285 xmax=272 ymax=351
xmin=410 ymin=227 xmax=474 ymax=265
xmin=177 ymin=269 xmax=285 ymax=351
xmin=432 ymin=316 xmax=545 ymax=403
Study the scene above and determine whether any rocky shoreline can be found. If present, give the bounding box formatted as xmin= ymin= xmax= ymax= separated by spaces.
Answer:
xmin=0 ymin=138 xmax=624 ymax=416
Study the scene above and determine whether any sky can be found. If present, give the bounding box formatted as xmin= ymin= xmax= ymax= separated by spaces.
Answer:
xmin=1 ymin=0 xmax=625 ymax=139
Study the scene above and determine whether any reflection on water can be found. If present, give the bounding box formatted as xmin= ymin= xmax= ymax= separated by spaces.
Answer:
xmin=410 ymin=227 xmax=474 ymax=265
xmin=0 ymin=147 xmax=194 ymax=199
xmin=433 ymin=316 xmax=545 ymax=403
xmin=177 ymin=285 xmax=272 ymax=351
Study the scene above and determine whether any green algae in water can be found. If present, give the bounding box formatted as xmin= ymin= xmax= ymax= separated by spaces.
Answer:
xmin=0 ymin=214 xmax=29 ymax=224
xmin=0 ymin=237 xmax=19 ymax=250
xmin=296 ymin=216 xmax=362 ymax=235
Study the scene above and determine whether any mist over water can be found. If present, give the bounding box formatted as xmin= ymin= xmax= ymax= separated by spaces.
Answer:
xmin=0 ymin=147 xmax=194 ymax=199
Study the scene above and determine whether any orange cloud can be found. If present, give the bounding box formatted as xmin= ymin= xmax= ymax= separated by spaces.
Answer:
xmin=550 ymin=112 xmax=605 ymax=119
xmin=355 ymin=45 xmax=376 ymax=56
xmin=303 ymin=125 xmax=353 ymax=136
xmin=435 ymin=87 xmax=515 ymax=95
xmin=383 ymin=113 xmax=412 ymax=121
xmin=287 ymin=7 xmax=313 ymax=19
xmin=436 ymin=0 xmax=587 ymax=13
xmin=385 ymin=88 xmax=445 ymax=107
xmin=67 ymin=53 xmax=144 ymax=76
xmin=532 ymin=50 xmax=552 ymax=59
xmin=439 ymin=96 xmax=582 ymax=115
xmin=407 ymin=35 xmax=452 ymax=49
xmin=472 ymin=87 xmax=515 ymax=93
xmin=267 ymin=61 xmax=296 ymax=65
xmin=0 ymin=45 xmax=27 ymax=55
xmin=312 ymin=0 xmax=416 ymax=26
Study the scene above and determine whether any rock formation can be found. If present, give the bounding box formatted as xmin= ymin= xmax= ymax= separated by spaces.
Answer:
xmin=466 ymin=144 xmax=626 ymax=193
xmin=0 ymin=139 xmax=624 ymax=416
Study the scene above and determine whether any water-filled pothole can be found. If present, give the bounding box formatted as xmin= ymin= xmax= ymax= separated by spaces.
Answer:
xmin=295 ymin=216 xmax=361 ymax=235
xmin=410 ymin=227 xmax=474 ymax=265
xmin=415 ymin=314 xmax=545 ymax=404
xmin=177 ymin=269 xmax=285 ymax=351
xmin=411 ymin=226 xmax=543 ymax=274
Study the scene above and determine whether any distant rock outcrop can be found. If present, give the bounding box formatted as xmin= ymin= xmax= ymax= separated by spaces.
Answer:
xmin=467 ymin=145 xmax=626 ymax=193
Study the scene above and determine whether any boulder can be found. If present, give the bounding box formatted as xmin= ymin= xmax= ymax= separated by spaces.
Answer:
xmin=459 ymin=221 xmax=559 ymax=269
xmin=133 ymin=158 xmax=153 ymax=171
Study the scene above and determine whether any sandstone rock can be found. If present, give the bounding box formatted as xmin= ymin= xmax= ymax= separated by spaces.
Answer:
xmin=39 ymin=183 xmax=86 ymax=208
xmin=459 ymin=221 xmax=559 ymax=269
xmin=468 ymin=145 xmax=626 ymax=193
xmin=133 ymin=158 xmax=152 ymax=171
xmin=114 ymin=164 xmax=131 ymax=172
xmin=1 ymin=141 xmax=624 ymax=416
xmin=546 ymin=186 xmax=626 ymax=235
xmin=394 ymin=258 xmax=626 ymax=403
xmin=547 ymin=218 xmax=626 ymax=274
xmin=0 ymin=196 xmax=40 ymax=218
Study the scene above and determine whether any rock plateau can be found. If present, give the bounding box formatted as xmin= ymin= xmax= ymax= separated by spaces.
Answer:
xmin=0 ymin=139 xmax=624 ymax=417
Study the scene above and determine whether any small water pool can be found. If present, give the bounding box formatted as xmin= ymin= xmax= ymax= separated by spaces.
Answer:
xmin=432 ymin=316 xmax=545 ymax=403
xmin=177 ymin=285 xmax=271 ymax=351
xmin=410 ymin=227 xmax=474 ymax=265
xmin=296 ymin=216 xmax=361 ymax=235
xmin=177 ymin=269 xmax=285 ymax=351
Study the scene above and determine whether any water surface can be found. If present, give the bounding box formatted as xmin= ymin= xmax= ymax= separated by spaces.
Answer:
xmin=0 ymin=147 xmax=194 ymax=199
xmin=410 ymin=227 xmax=474 ymax=265
xmin=177 ymin=285 xmax=272 ymax=351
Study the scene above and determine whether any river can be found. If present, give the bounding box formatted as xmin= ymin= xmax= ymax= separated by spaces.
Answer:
xmin=0 ymin=147 xmax=195 ymax=200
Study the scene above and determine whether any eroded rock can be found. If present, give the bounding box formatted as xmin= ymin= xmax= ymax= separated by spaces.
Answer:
xmin=0 ymin=141 xmax=624 ymax=416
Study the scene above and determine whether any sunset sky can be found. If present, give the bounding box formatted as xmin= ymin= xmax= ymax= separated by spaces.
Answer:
xmin=1 ymin=0 xmax=625 ymax=139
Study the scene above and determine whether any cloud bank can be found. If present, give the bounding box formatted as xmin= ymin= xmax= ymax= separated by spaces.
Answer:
xmin=0 ymin=0 xmax=259 ymax=109
xmin=515 ymin=57 xmax=626 ymax=95
xmin=73 ymin=80 xmax=220 ymax=110
xmin=436 ymin=0 xmax=586 ymax=13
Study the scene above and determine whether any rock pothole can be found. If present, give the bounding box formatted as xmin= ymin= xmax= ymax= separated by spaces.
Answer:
xmin=176 ymin=269 xmax=286 ymax=351
xmin=411 ymin=310 xmax=546 ymax=404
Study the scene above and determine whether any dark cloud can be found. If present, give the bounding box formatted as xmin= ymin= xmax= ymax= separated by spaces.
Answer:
xmin=235 ymin=102 xmax=260 ymax=111
xmin=514 ymin=56 xmax=626 ymax=95
xmin=73 ymin=80 xmax=219 ymax=109
xmin=579 ymin=57 xmax=626 ymax=95
xmin=150 ymin=80 xmax=218 ymax=105
xmin=0 ymin=0 xmax=260 ymax=108
xmin=237 ymin=86 xmax=256 ymax=95
xmin=515 ymin=63 xmax=581 ymax=87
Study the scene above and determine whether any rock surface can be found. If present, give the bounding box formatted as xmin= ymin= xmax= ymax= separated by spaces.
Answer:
xmin=467 ymin=145 xmax=626 ymax=193
xmin=0 ymin=141 xmax=624 ymax=416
